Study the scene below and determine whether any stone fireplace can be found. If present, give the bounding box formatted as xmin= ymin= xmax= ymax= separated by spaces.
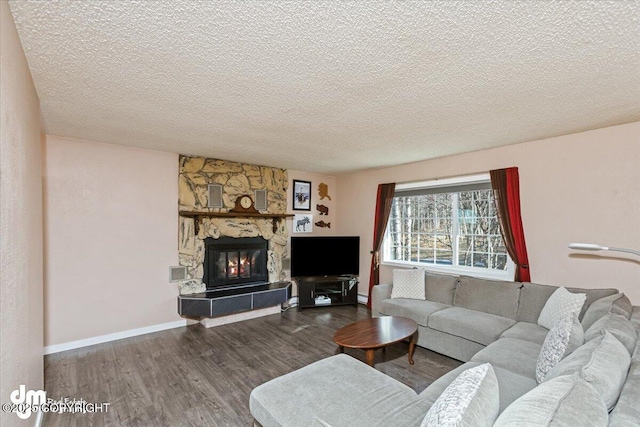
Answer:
xmin=177 ymin=156 xmax=289 ymax=296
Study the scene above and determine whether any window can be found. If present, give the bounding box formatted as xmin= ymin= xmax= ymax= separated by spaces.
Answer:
xmin=382 ymin=174 xmax=513 ymax=280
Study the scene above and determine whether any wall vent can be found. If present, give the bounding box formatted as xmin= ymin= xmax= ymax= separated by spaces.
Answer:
xmin=169 ymin=266 xmax=187 ymax=282
xmin=255 ymin=189 xmax=267 ymax=211
xmin=208 ymin=184 xmax=223 ymax=208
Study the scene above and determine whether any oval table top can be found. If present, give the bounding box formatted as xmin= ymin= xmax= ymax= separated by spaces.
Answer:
xmin=333 ymin=316 xmax=418 ymax=349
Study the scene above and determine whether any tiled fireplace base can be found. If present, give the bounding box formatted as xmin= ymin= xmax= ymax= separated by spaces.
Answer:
xmin=178 ymin=282 xmax=291 ymax=319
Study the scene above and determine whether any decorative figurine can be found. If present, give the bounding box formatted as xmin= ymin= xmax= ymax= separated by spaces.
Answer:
xmin=316 ymin=204 xmax=329 ymax=215
xmin=315 ymin=220 xmax=331 ymax=229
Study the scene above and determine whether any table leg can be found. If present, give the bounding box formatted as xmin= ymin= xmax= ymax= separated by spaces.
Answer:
xmin=365 ymin=349 xmax=375 ymax=366
xmin=408 ymin=332 xmax=416 ymax=365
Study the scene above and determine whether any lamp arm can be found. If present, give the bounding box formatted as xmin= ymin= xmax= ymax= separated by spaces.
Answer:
xmin=608 ymin=247 xmax=640 ymax=257
xmin=569 ymin=243 xmax=640 ymax=258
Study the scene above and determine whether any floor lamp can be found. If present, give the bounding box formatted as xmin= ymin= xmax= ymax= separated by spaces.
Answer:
xmin=569 ymin=243 xmax=640 ymax=258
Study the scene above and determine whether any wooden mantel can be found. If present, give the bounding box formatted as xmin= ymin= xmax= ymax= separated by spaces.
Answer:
xmin=179 ymin=211 xmax=294 ymax=234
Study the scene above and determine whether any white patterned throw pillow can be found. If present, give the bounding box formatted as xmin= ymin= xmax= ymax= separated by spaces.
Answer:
xmin=391 ymin=269 xmax=426 ymax=300
xmin=422 ymin=363 xmax=499 ymax=427
xmin=536 ymin=313 xmax=584 ymax=383
xmin=538 ymin=286 xmax=586 ymax=329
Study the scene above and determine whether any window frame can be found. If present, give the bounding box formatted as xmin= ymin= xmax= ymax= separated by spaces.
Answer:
xmin=381 ymin=173 xmax=515 ymax=281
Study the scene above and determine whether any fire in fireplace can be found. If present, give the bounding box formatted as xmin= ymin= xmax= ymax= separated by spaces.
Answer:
xmin=203 ymin=236 xmax=268 ymax=289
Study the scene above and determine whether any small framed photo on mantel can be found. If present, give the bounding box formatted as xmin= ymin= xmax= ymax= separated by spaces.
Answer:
xmin=293 ymin=180 xmax=312 ymax=211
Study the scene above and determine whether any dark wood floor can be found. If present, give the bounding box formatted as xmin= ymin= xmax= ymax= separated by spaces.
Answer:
xmin=43 ymin=305 xmax=462 ymax=426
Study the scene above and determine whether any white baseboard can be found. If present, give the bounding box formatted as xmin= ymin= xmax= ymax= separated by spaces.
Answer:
xmin=43 ymin=319 xmax=190 ymax=355
xmin=357 ymin=294 xmax=368 ymax=305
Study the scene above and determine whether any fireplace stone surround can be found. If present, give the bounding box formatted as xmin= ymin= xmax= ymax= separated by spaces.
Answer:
xmin=177 ymin=156 xmax=291 ymax=324
xmin=178 ymin=156 xmax=289 ymax=295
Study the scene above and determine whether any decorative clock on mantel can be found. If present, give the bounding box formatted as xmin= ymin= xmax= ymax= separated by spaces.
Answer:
xmin=231 ymin=195 xmax=259 ymax=214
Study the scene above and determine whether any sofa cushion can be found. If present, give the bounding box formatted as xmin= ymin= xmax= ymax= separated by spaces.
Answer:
xmin=544 ymin=331 xmax=631 ymax=411
xmin=416 ymin=326 xmax=485 ymax=363
xmin=516 ymin=282 xmax=618 ymax=323
xmin=536 ymin=314 xmax=584 ymax=383
xmin=471 ymin=338 xmax=541 ymax=379
xmin=250 ymin=354 xmax=430 ymax=427
xmin=611 ymin=294 xmax=633 ymax=319
xmin=379 ymin=299 xmax=450 ymax=327
xmin=420 ymin=362 xmax=537 ymax=414
xmin=500 ymin=322 xmax=549 ymax=345
xmin=609 ymin=343 xmax=640 ymax=426
xmin=493 ymin=375 xmax=608 ymax=427
xmin=425 ymin=271 xmax=458 ymax=305
xmin=516 ymin=282 xmax=559 ymax=323
xmin=421 ymin=363 xmax=498 ymax=427
xmin=391 ymin=268 xmax=426 ymax=300
xmin=537 ymin=287 xmax=586 ymax=329
xmin=570 ymin=286 xmax=620 ymax=320
xmin=632 ymin=306 xmax=640 ymax=329
xmin=581 ymin=292 xmax=623 ymax=331
xmin=453 ymin=276 xmax=520 ymax=320
xmin=428 ymin=307 xmax=516 ymax=346
xmin=584 ymin=312 xmax=638 ymax=355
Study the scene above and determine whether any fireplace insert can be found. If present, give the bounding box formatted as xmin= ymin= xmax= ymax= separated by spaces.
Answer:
xmin=203 ymin=236 xmax=269 ymax=289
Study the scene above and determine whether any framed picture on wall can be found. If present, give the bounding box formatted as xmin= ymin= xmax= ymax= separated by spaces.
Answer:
xmin=293 ymin=180 xmax=312 ymax=211
xmin=293 ymin=214 xmax=313 ymax=233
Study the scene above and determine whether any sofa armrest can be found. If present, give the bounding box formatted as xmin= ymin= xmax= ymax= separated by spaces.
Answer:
xmin=371 ymin=283 xmax=393 ymax=317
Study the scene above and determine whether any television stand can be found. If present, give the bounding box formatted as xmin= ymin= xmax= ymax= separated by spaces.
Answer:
xmin=296 ymin=276 xmax=358 ymax=311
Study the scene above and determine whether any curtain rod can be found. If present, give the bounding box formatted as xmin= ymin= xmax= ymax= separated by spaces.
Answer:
xmin=393 ymin=169 xmax=494 ymax=186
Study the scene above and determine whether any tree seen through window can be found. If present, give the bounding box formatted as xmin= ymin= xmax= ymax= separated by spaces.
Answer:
xmin=386 ymin=189 xmax=507 ymax=271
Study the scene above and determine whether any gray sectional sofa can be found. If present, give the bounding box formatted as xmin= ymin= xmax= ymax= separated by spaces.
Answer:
xmin=372 ymin=274 xmax=619 ymax=362
xmin=250 ymin=272 xmax=640 ymax=426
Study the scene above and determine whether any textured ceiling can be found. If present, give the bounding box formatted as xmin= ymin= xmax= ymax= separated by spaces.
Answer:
xmin=8 ymin=1 xmax=640 ymax=174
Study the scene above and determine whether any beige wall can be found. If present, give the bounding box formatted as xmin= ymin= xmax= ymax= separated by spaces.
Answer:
xmin=336 ymin=122 xmax=640 ymax=303
xmin=0 ymin=3 xmax=44 ymax=426
xmin=43 ymin=135 xmax=181 ymax=346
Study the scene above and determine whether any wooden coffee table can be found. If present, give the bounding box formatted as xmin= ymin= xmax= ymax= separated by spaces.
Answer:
xmin=333 ymin=316 xmax=418 ymax=367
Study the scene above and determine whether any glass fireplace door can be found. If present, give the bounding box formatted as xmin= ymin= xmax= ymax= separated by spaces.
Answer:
xmin=204 ymin=237 xmax=268 ymax=289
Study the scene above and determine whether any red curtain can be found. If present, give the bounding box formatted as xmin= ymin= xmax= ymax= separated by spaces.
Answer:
xmin=367 ymin=183 xmax=396 ymax=308
xmin=490 ymin=168 xmax=531 ymax=282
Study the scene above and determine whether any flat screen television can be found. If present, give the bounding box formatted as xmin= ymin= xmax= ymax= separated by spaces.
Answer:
xmin=290 ymin=236 xmax=360 ymax=278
